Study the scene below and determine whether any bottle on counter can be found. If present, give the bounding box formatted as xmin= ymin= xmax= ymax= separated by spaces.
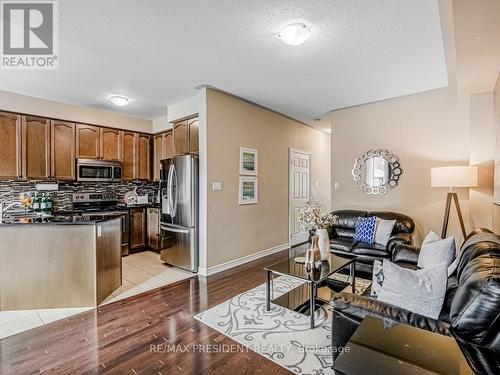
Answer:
xmin=40 ymin=193 xmax=48 ymax=214
xmin=33 ymin=192 xmax=41 ymax=213
xmin=46 ymin=193 xmax=53 ymax=215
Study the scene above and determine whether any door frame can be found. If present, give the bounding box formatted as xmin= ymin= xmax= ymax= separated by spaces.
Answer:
xmin=288 ymin=148 xmax=311 ymax=248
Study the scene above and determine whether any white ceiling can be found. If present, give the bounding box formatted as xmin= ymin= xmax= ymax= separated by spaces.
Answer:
xmin=0 ymin=0 xmax=448 ymax=131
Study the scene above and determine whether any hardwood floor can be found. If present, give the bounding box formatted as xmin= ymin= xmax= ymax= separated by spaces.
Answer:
xmin=0 ymin=249 xmax=299 ymax=375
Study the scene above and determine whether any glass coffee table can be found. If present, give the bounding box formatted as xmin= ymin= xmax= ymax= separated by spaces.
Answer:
xmin=264 ymin=253 xmax=356 ymax=329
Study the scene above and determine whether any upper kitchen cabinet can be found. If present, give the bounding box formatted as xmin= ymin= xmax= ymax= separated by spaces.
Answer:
xmin=153 ymin=130 xmax=174 ymax=181
xmin=76 ymin=124 xmax=100 ymax=159
xmin=100 ymin=127 xmax=123 ymax=162
xmin=0 ymin=112 xmax=22 ymax=180
xmin=137 ymin=134 xmax=151 ymax=180
xmin=173 ymin=120 xmax=188 ymax=155
xmin=153 ymin=133 xmax=164 ymax=181
xmin=164 ymin=130 xmax=174 ymax=159
xmin=21 ymin=116 xmax=50 ymax=180
xmin=188 ymin=117 xmax=199 ymax=154
xmin=122 ymin=131 xmax=137 ymax=180
xmin=50 ymin=121 xmax=75 ymax=180
xmin=172 ymin=117 xmax=199 ymax=156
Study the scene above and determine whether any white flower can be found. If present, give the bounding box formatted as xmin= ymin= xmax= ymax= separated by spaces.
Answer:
xmin=297 ymin=200 xmax=337 ymax=229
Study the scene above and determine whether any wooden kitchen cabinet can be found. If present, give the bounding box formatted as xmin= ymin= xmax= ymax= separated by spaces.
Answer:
xmin=21 ymin=116 xmax=50 ymax=180
xmin=76 ymin=124 xmax=100 ymax=159
xmin=130 ymin=207 xmax=146 ymax=250
xmin=0 ymin=112 xmax=22 ymax=180
xmin=188 ymin=117 xmax=199 ymax=154
xmin=173 ymin=120 xmax=188 ymax=155
xmin=122 ymin=131 xmax=136 ymax=180
xmin=153 ymin=130 xmax=175 ymax=181
xmin=164 ymin=130 xmax=174 ymax=159
xmin=153 ymin=134 xmax=164 ymax=181
xmin=137 ymin=134 xmax=151 ymax=180
xmin=100 ymin=128 xmax=123 ymax=161
xmin=50 ymin=121 xmax=76 ymax=180
xmin=147 ymin=207 xmax=160 ymax=250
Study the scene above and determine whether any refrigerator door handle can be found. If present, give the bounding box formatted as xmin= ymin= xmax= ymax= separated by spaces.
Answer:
xmin=171 ymin=164 xmax=178 ymax=218
xmin=167 ymin=164 xmax=175 ymax=215
xmin=160 ymin=224 xmax=189 ymax=234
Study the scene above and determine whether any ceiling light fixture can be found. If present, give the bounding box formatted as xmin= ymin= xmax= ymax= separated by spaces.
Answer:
xmin=278 ymin=23 xmax=311 ymax=46
xmin=109 ymin=95 xmax=129 ymax=106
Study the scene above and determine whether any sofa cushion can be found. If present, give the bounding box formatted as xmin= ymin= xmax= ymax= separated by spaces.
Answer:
xmin=370 ymin=211 xmax=415 ymax=234
xmin=352 ymin=242 xmax=390 ymax=258
xmin=374 ymin=218 xmax=396 ymax=246
xmin=417 ymin=231 xmax=456 ymax=270
xmin=334 ymin=227 xmax=355 ymax=238
xmin=331 ymin=292 xmax=452 ymax=336
xmin=378 ymin=259 xmax=448 ymax=319
xmin=353 ymin=216 xmax=377 ymax=244
xmin=450 ymin=240 xmax=500 ymax=350
xmin=330 ymin=237 xmax=357 ymax=252
xmin=333 ymin=210 xmax=367 ymax=229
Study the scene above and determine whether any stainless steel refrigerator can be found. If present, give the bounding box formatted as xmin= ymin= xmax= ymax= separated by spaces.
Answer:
xmin=160 ymin=155 xmax=199 ymax=272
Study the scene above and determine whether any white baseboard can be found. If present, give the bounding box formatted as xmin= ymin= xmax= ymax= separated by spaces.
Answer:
xmin=198 ymin=243 xmax=289 ymax=277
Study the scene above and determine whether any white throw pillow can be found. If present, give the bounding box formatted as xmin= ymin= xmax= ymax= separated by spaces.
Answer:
xmin=374 ymin=218 xmax=397 ymax=247
xmin=370 ymin=259 xmax=384 ymax=298
xmin=378 ymin=259 xmax=447 ymax=319
xmin=417 ymin=231 xmax=456 ymax=270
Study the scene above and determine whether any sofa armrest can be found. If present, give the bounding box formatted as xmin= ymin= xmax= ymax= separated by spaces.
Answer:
xmin=331 ymin=292 xmax=451 ymax=336
xmin=386 ymin=232 xmax=412 ymax=253
xmin=391 ymin=243 xmax=420 ymax=266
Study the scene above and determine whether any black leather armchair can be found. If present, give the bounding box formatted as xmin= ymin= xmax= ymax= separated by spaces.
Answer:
xmin=310 ymin=210 xmax=415 ymax=277
xmin=331 ymin=229 xmax=500 ymax=374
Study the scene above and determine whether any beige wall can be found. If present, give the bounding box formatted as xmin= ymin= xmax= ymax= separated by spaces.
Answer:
xmin=494 ymin=74 xmax=500 ymax=232
xmin=0 ymin=90 xmax=152 ymax=133
xmin=469 ymin=92 xmax=495 ymax=229
xmin=205 ymin=89 xmax=331 ymax=268
xmin=331 ymin=87 xmax=472 ymax=242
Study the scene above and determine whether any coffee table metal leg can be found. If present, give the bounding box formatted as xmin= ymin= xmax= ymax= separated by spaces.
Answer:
xmin=350 ymin=261 xmax=356 ymax=293
xmin=310 ymin=282 xmax=315 ymax=329
xmin=266 ymin=270 xmax=271 ymax=311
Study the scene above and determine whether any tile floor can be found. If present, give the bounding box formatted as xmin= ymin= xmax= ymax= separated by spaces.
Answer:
xmin=0 ymin=251 xmax=195 ymax=339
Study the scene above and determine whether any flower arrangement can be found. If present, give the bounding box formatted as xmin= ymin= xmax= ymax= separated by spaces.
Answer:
xmin=297 ymin=200 xmax=337 ymax=229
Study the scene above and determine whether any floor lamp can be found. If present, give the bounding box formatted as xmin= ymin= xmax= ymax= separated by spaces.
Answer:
xmin=431 ymin=166 xmax=478 ymax=239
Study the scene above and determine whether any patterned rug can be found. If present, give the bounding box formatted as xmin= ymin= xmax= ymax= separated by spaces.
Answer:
xmin=194 ymin=275 xmax=371 ymax=374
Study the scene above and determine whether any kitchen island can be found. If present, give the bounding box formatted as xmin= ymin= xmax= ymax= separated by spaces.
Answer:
xmin=0 ymin=215 xmax=122 ymax=311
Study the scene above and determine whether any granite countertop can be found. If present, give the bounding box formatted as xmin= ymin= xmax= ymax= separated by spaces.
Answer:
xmin=0 ymin=213 xmax=123 ymax=226
xmin=119 ymin=203 xmax=160 ymax=209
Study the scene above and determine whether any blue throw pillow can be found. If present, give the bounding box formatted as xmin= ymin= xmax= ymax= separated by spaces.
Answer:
xmin=353 ymin=216 xmax=377 ymax=244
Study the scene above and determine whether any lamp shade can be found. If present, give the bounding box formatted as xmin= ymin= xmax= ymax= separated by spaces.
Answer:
xmin=431 ymin=166 xmax=478 ymax=188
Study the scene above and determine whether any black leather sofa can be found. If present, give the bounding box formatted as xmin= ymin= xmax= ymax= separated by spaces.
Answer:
xmin=331 ymin=229 xmax=500 ymax=374
xmin=310 ymin=210 xmax=415 ymax=277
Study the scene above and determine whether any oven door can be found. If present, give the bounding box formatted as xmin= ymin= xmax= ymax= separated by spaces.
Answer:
xmin=77 ymin=163 xmax=114 ymax=182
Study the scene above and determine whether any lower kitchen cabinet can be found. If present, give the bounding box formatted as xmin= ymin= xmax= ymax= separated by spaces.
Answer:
xmin=147 ymin=207 xmax=160 ymax=251
xmin=130 ymin=207 xmax=146 ymax=250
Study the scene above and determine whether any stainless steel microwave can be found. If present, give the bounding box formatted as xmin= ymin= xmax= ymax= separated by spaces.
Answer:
xmin=76 ymin=159 xmax=123 ymax=182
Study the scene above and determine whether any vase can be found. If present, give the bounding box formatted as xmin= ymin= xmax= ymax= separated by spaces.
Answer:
xmin=316 ymin=228 xmax=330 ymax=260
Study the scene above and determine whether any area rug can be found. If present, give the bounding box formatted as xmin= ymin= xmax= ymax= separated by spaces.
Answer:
xmin=194 ymin=275 xmax=371 ymax=374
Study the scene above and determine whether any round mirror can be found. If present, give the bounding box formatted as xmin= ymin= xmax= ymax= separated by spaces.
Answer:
xmin=352 ymin=149 xmax=402 ymax=195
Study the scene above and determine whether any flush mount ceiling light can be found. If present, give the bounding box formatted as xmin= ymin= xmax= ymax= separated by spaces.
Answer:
xmin=109 ymin=95 xmax=129 ymax=106
xmin=278 ymin=23 xmax=311 ymax=46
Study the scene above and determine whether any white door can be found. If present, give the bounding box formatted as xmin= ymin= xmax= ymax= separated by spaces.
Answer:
xmin=289 ymin=150 xmax=310 ymax=246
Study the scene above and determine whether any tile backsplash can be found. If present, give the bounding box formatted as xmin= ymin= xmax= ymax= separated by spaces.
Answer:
xmin=0 ymin=180 xmax=160 ymax=212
